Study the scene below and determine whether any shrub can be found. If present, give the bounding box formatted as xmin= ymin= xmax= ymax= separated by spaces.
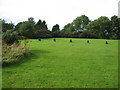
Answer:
xmin=2 ymin=30 xmax=18 ymax=45
xmin=18 ymin=36 xmax=27 ymax=40
xmin=52 ymin=31 xmax=62 ymax=38
xmin=36 ymin=30 xmax=52 ymax=38
xmin=79 ymin=30 xmax=98 ymax=38
xmin=2 ymin=40 xmax=29 ymax=65
xmin=110 ymin=34 xmax=118 ymax=40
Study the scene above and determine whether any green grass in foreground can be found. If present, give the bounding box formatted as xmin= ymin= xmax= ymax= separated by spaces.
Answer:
xmin=3 ymin=38 xmax=118 ymax=88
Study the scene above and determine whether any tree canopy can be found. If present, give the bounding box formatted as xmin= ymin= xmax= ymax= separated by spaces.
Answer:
xmin=72 ymin=15 xmax=90 ymax=31
xmin=2 ymin=15 xmax=120 ymax=39
xmin=18 ymin=21 xmax=35 ymax=38
xmin=52 ymin=24 xmax=60 ymax=32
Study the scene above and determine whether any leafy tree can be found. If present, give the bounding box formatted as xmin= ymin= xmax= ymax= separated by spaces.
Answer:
xmin=28 ymin=17 xmax=35 ymax=24
xmin=52 ymin=24 xmax=60 ymax=32
xmin=62 ymin=23 xmax=75 ymax=32
xmin=35 ymin=20 xmax=48 ymax=30
xmin=110 ymin=15 xmax=120 ymax=39
xmin=2 ymin=20 xmax=14 ymax=32
xmin=73 ymin=15 xmax=90 ymax=31
xmin=42 ymin=20 xmax=48 ymax=30
xmin=86 ymin=16 xmax=111 ymax=39
xmin=97 ymin=16 xmax=111 ymax=39
xmin=14 ymin=22 xmax=23 ymax=31
xmin=35 ymin=19 xmax=42 ymax=30
xmin=2 ymin=15 xmax=119 ymax=39
xmin=18 ymin=21 xmax=36 ymax=38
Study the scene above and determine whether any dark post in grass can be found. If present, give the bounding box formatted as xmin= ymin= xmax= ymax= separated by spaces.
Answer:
xmin=87 ymin=40 xmax=89 ymax=43
xmin=106 ymin=41 xmax=108 ymax=44
xmin=38 ymin=38 xmax=41 ymax=41
xmin=70 ymin=40 xmax=72 ymax=43
xmin=53 ymin=38 xmax=56 ymax=42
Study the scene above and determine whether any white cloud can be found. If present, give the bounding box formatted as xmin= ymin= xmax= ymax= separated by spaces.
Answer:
xmin=0 ymin=0 xmax=119 ymax=29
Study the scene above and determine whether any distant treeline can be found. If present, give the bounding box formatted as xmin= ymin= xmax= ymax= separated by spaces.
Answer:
xmin=1 ymin=15 xmax=120 ymax=40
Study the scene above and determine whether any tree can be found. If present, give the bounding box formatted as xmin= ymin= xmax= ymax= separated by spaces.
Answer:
xmin=28 ymin=17 xmax=35 ymax=24
xmin=110 ymin=15 xmax=120 ymax=39
xmin=86 ymin=16 xmax=111 ymax=39
xmin=97 ymin=16 xmax=111 ymax=39
xmin=14 ymin=22 xmax=23 ymax=31
xmin=72 ymin=15 xmax=90 ymax=31
xmin=2 ymin=20 xmax=14 ymax=32
xmin=18 ymin=21 xmax=36 ymax=38
xmin=35 ymin=20 xmax=48 ymax=30
xmin=35 ymin=19 xmax=42 ymax=30
xmin=42 ymin=20 xmax=48 ymax=30
xmin=52 ymin=24 xmax=60 ymax=32
xmin=62 ymin=23 xmax=75 ymax=32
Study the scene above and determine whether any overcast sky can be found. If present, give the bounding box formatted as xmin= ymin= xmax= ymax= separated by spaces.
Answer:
xmin=0 ymin=0 xmax=119 ymax=29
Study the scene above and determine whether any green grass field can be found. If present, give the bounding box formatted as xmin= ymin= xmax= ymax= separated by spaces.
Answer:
xmin=3 ymin=38 xmax=118 ymax=88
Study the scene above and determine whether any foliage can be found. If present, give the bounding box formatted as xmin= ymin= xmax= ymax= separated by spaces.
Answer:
xmin=2 ymin=15 xmax=120 ymax=39
xmin=110 ymin=15 xmax=120 ymax=39
xmin=110 ymin=34 xmax=118 ymax=40
xmin=52 ymin=30 xmax=62 ymax=38
xmin=42 ymin=20 xmax=48 ymax=30
xmin=62 ymin=23 xmax=75 ymax=32
xmin=86 ymin=16 xmax=111 ymax=39
xmin=35 ymin=19 xmax=42 ymax=30
xmin=35 ymin=30 xmax=52 ymax=38
xmin=62 ymin=23 xmax=71 ymax=31
xmin=19 ymin=21 xmax=36 ymax=38
xmin=2 ymin=40 xmax=29 ymax=65
xmin=73 ymin=15 xmax=90 ymax=31
xmin=52 ymin=24 xmax=60 ymax=32
xmin=2 ymin=30 xmax=18 ymax=45
xmin=79 ymin=30 xmax=98 ymax=38
xmin=60 ymin=31 xmax=72 ymax=38
xmin=35 ymin=19 xmax=48 ymax=30
xmin=28 ymin=17 xmax=35 ymax=24
xmin=15 ymin=18 xmax=48 ymax=38
xmin=14 ymin=22 xmax=23 ymax=31
xmin=2 ymin=20 xmax=14 ymax=32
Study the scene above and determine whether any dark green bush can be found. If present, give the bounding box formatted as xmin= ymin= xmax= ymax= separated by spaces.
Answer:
xmin=2 ymin=30 xmax=18 ymax=45
xmin=79 ymin=30 xmax=98 ymax=38
xmin=36 ymin=30 xmax=52 ymax=38
xmin=110 ymin=34 xmax=118 ymax=40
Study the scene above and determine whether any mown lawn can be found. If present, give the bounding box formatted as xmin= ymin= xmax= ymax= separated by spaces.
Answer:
xmin=2 ymin=38 xmax=118 ymax=88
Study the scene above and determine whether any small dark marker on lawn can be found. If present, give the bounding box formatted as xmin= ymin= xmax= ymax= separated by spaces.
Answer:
xmin=53 ymin=38 xmax=56 ymax=42
xmin=70 ymin=40 xmax=72 ymax=43
xmin=38 ymin=38 xmax=41 ymax=41
xmin=87 ymin=40 xmax=89 ymax=43
xmin=106 ymin=41 xmax=108 ymax=44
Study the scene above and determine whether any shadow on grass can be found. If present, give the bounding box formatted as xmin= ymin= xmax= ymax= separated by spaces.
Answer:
xmin=2 ymin=49 xmax=50 ymax=68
